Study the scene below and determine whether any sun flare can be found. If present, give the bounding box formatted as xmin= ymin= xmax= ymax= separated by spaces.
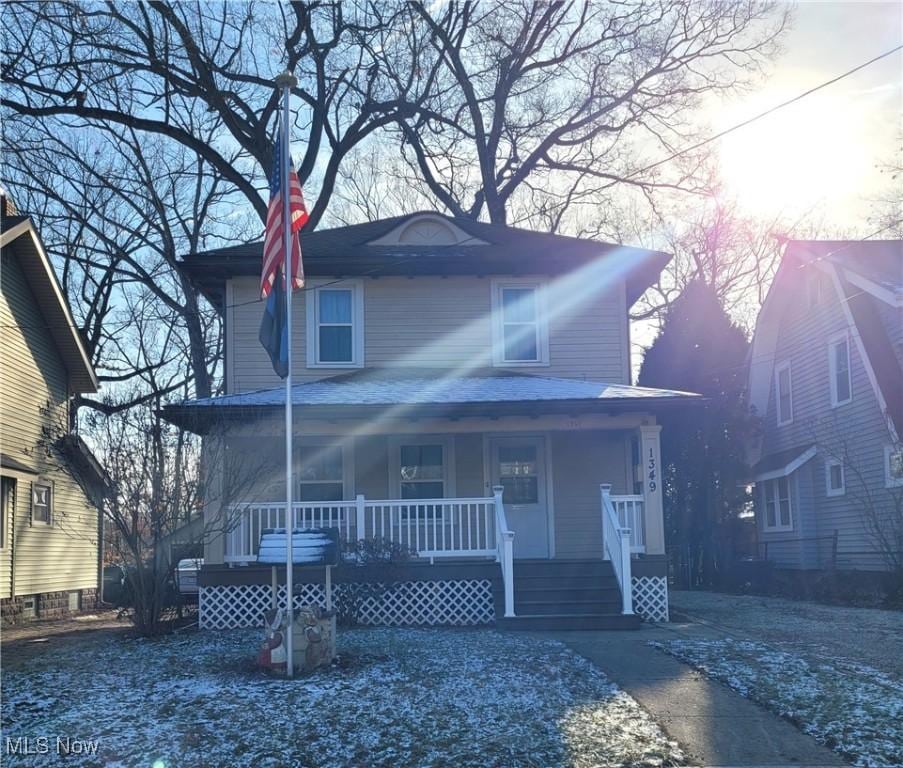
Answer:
xmin=714 ymin=89 xmax=872 ymax=218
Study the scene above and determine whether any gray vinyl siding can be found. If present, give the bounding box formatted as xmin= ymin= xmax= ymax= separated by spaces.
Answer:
xmin=207 ymin=426 xmax=633 ymax=564
xmin=550 ymin=430 xmax=631 ymax=560
xmin=876 ymin=301 xmax=903 ymax=371
xmin=1 ymin=248 xmax=100 ymax=598
xmin=755 ymin=267 xmax=896 ymax=570
xmin=226 ymin=275 xmax=628 ymax=393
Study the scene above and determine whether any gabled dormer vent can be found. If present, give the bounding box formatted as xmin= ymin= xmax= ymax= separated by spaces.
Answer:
xmin=367 ymin=214 xmax=488 ymax=247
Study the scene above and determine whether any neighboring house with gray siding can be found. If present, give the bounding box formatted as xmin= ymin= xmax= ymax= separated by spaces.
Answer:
xmin=1 ymin=201 xmax=107 ymax=623
xmin=165 ymin=212 xmax=700 ymax=629
xmin=747 ymin=239 xmax=903 ymax=573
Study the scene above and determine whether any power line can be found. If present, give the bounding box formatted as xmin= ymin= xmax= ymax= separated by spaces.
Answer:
xmin=626 ymin=44 xmax=903 ymax=180
xmin=4 ymin=45 xmax=901 ymax=333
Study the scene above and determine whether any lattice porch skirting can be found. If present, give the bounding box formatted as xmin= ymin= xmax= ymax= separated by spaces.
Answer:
xmin=632 ymin=575 xmax=669 ymax=622
xmin=199 ymin=579 xmax=495 ymax=630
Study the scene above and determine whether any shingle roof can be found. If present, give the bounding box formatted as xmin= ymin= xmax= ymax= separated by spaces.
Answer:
xmin=788 ymin=240 xmax=902 ymax=292
xmin=180 ymin=211 xmax=671 ymax=310
xmin=163 ymin=370 xmax=701 ymax=432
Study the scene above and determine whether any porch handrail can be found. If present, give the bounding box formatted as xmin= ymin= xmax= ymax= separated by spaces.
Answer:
xmin=492 ymin=486 xmax=515 ymax=618
xmin=225 ymin=496 xmax=500 ymax=564
xmin=600 ymin=484 xmax=633 ymax=615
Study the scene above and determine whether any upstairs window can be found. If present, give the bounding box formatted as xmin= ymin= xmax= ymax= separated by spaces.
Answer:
xmin=491 ymin=280 xmax=549 ymax=366
xmin=885 ymin=445 xmax=903 ymax=489
xmin=32 ymin=482 xmax=52 ymax=525
xmin=306 ymin=282 xmax=363 ymax=367
xmin=828 ymin=333 xmax=852 ymax=406
xmin=775 ymin=361 xmax=793 ymax=426
xmin=807 ymin=271 xmax=826 ymax=309
xmin=825 ymin=459 xmax=845 ymax=497
xmin=762 ymin=475 xmax=793 ymax=531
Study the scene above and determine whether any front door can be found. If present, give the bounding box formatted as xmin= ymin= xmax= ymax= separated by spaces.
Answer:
xmin=489 ymin=437 xmax=549 ymax=558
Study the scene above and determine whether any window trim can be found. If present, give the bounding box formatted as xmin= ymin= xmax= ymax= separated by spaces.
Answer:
xmin=490 ymin=279 xmax=550 ymax=367
xmin=0 ymin=476 xmax=14 ymax=550
xmin=827 ymin=331 xmax=852 ymax=407
xmin=824 ymin=458 xmax=846 ymax=497
xmin=774 ymin=360 xmax=793 ymax=426
xmin=305 ymin=279 xmax=364 ymax=368
xmin=31 ymin=480 xmax=52 ymax=526
xmin=760 ymin=475 xmax=793 ymax=532
xmin=885 ymin=445 xmax=903 ymax=489
xmin=294 ymin=439 xmax=354 ymax=502
xmin=807 ymin=270 xmax=824 ymax=309
xmin=388 ymin=435 xmax=456 ymax=500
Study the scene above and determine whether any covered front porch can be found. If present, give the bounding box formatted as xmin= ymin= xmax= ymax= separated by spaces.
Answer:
xmin=162 ymin=372 xmax=688 ymax=627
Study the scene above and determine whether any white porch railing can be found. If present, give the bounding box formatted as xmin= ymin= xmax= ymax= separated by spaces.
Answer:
xmin=225 ymin=495 xmax=501 ymax=564
xmin=610 ymin=495 xmax=645 ymax=553
xmin=492 ymin=485 xmax=516 ymax=618
xmin=600 ymin=484 xmax=633 ymax=615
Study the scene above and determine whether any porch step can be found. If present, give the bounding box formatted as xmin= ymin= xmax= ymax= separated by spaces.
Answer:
xmin=497 ymin=613 xmax=642 ymax=631
xmin=493 ymin=559 xmax=638 ymax=631
xmin=508 ymin=586 xmax=621 ymax=602
xmin=514 ymin=599 xmax=622 ymax=616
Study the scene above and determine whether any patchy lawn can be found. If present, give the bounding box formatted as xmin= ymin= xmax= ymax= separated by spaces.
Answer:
xmin=671 ymin=589 xmax=903 ymax=678
xmin=660 ymin=591 xmax=903 ymax=767
xmin=3 ymin=628 xmax=684 ymax=768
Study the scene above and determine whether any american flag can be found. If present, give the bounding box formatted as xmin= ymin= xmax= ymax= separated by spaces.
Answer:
xmin=261 ymin=129 xmax=308 ymax=298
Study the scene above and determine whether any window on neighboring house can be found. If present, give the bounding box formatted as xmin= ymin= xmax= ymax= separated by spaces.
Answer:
xmin=491 ymin=281 xmax=549 ymax=365
xmin=762 ymin=475 xmax=793 ymax=531
xmin=0 ymin=477 xmax=14 ymax=548
xmin=807 ymin=271 xmax=825 ymax=308
xmin=296 ymin=445 xmax=344 ymax=501
xmin=775 ymin=361 xmax=793 ymax=425
xmin=825 ymin=459 xmax=845 ymax=497
xmin=306 ymin=282 xmax=363 ymax=367
xmin=32 ymin=482 xmax=52 ymax=525
xmin=885 ymin=445 xmax=903 ymax=488
xmin=828 ymin=334 xmax=852 ymax=406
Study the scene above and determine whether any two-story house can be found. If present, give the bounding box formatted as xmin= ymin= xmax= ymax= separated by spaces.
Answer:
xmin=1 ymin=200 xmax=107 ymax=623
xmin=165 ymin=212 xmax=700 ymax=629
xmin=747 ymin=239 xmax=903 ymax=573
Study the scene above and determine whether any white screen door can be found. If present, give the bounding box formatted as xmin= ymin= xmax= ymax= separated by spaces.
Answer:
xmin=490 ymin=436 xmax=549 ymax=558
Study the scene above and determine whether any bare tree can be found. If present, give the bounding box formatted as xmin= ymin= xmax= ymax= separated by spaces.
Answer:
xmin=1 ymin=1 xmax=437 ymax=229
xmin=811 ymin=417 xmax=903 ymax=582
xmin=370 ymin=1 xmax=788 ymax=225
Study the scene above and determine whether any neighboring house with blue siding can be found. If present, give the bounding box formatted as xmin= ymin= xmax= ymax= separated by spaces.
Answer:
xmin=747 ymin=239 xmax=903 ymax=573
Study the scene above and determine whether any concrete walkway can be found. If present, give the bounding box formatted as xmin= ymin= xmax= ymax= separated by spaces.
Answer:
xmin=540 ymin=621 xmax=847 ymax=767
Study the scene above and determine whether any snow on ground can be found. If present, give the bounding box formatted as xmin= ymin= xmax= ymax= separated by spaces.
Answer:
xmin=654 ymin=638 xmax=902 ymax=768
xmin=670 ymin=589 xmax=903 ymax=678
xmin=3 ymin=628 xmax=684 ymax=768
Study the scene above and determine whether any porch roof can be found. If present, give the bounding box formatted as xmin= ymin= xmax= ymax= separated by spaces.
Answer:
xmin=162 ymin=369 xmax=701 ymax=433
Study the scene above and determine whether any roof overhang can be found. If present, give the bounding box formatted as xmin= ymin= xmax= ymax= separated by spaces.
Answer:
xmin=179 ymin=213 xmax=670 ymax=313
xmin=753 ymin=445 xmax=817 ymax=481
xmin=1 ymin=218 xmax=98 ymax=393
xmin=1 ymin=452 xmax=38 ymax=475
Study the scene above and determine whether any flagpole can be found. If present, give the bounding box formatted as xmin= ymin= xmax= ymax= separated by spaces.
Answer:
xmin=275 ymin=69 xmax=297 ymax=679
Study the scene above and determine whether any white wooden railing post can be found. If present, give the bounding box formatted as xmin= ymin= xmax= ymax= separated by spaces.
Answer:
xmin=493 ymin=485 xmax=515 ymax=618
xmin=355 ymin=494 xmax=366 ymax=542
xmin=600 ymin=484 xmax=633 ymax=616
xmin=600 ymin=484 xmax=612 ymax=561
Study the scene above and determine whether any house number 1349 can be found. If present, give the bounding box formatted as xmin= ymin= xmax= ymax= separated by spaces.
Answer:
xmin=647 ymin=448 xmax=657 ymax=493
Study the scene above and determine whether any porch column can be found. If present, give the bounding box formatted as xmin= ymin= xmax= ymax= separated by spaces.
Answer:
xmin=639 ymin=424 xmax=665 ymax=555
xmin=202 ymin=437 xmax=226 ymax=565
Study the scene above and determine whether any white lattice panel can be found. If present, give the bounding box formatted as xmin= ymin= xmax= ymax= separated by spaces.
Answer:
xmin=199 ymin=579 xmax=495 ymax=629
xmin=352 ymin=580 xmax=494 ymax=626
xmin=632 ymin=576 xmax=669 ymax=622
